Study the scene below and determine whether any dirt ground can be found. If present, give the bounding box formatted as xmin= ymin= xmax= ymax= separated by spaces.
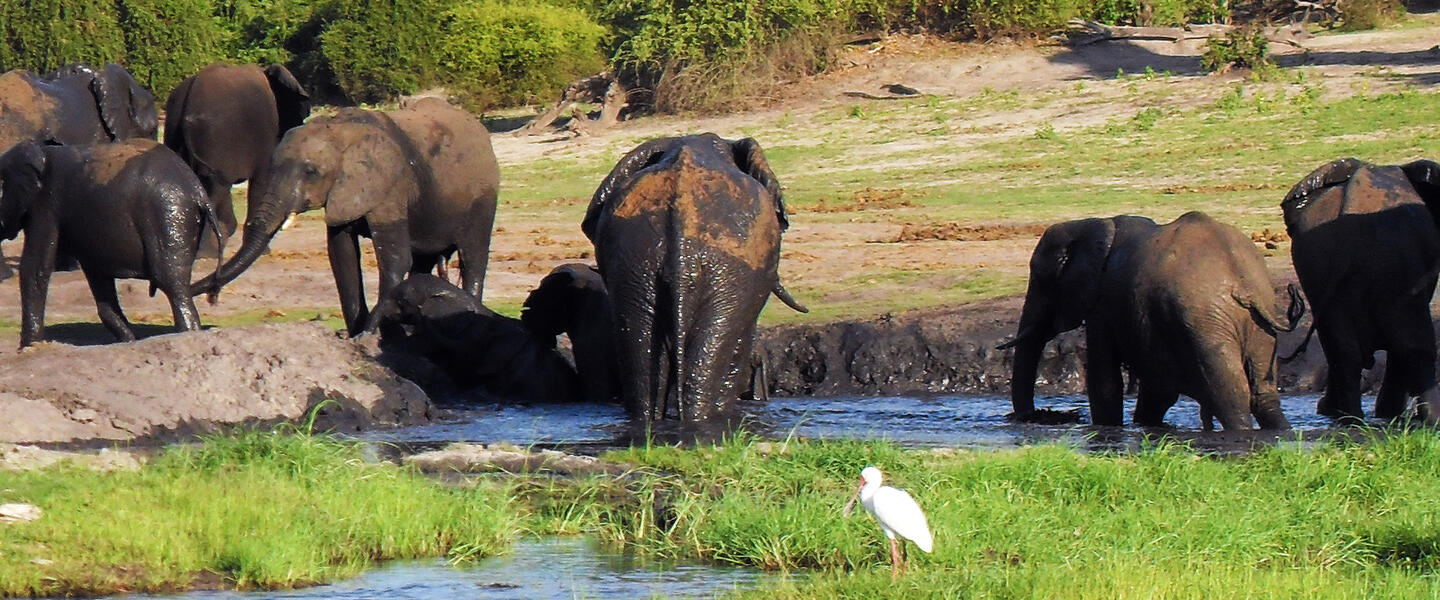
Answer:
xmin=0 ymin=18 xmax=1434 ymax=444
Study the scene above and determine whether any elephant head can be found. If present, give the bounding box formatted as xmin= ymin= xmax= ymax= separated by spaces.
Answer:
xmin=0 ymin=140 xmax=48 ymax=240
xmin=264 ymin=64 xmax=312 ymax=135
xmin=1003 ymin=215 xmax=1157 ymax=417
xmin=51 ymin=63 xmax=158 ymax=141
xmin=196 ymin=110 xmax=420 ymax=291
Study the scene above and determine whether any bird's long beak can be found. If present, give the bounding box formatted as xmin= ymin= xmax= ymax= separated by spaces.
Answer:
xmin=842 ymin=478 xmax=864 ymax=517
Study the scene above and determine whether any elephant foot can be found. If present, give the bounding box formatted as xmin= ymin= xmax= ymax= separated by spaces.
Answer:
xmin=1008 ymin=408 xmax=1085 ymax=425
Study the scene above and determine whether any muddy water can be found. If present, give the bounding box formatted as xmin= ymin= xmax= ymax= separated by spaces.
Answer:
xmin=122 ymin=537 xmax=762 ymax=600
xmin=362 ymin=394 xmax=1345 ymax=454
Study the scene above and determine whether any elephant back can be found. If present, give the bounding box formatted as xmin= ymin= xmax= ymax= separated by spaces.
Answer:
xmin=1283 ymin=159 xmax=1429 ymax=235
xmin=0 ymin=70 xmax=59 ymax=149
xmin=164 ymin=63 xmax=280 ymax=183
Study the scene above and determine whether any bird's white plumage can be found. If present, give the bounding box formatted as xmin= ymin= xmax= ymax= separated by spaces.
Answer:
xmin=857 ymin=468 xmax=933 ymax=553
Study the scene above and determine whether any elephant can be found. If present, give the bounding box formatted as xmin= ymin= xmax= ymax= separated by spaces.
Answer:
xmin=1281 ymin=158 xmax=1440 ymax=423
xmin=0 ymin=139 xmax=221 ymax=348
xmin=521 ymin=263 xmax=619 ymax=404
xmin=190 ymin=97 xmax=499 ymax=336
xmin=164 ymin=63 xmax=312 ymax=254
xmin=583 ymin=133 xmax=808 ymax=424
xmin=377 ymin=274 xmax=581 ymax=403
xmin=0 ymin=63 xmax=160 ymax=279
xmin=1002 ymin=211 xmax=1304 ymax=431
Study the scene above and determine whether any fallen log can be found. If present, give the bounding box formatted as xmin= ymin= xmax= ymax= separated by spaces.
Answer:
xmin=519 ymin=72 xmax=629 ymax=135
xmin=1066 ymin=20 xmax=1308 ymax=49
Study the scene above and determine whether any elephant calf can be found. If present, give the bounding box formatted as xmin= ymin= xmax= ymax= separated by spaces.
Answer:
xmin=1282 ymin=158 xmax=1440 ymax=423
xmin=0 ymin=139 xmax=221 ymax=347
xmin=521 ymin=263 xmax=619 ymax=404
xmin=1004 ymin=211 xmax=1303 ymax=430
xmin=377 ymin=274 xmax=582 ymax=403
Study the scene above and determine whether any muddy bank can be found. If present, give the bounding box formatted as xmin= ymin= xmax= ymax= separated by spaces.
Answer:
xmin=0 ymin=323 xmax=430 ymax=445
xmin=758 ymin=296 xmax=1350 ymax=399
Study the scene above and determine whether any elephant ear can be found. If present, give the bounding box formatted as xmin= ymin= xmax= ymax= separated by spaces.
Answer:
xmin=114 ymin=64 xmax=159 ymax=140
xmin=0 ymin=141 xmax=48 ymax=240
xmin=521 ymin=267 xmax=576 ymax=344
xmin=265 ymin=64 xmax=312 ymax=135
xmin=1400 ymin=159 xmax=1440 ymax=227
xmin=79 ymin=65 xmax=121 ymax=141
xmin=582 ymin=137 xmax=677 ymax=241
xmin=1282 ymin=157 xmax=1365 ymax=214
xmin=323 ymin=120 xmax=419 ymax=225
xmin=1052 ymin=217 xmax=1117 ymax=329
xmin=730 ymin=137 xmax=789 ymax=231
xmin=88 ymin=64 xmax=157 ymax=141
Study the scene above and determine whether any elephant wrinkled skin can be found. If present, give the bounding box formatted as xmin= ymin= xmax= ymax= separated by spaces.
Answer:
xmin=164 ymin=63 xmax=311 ymax=253
xmin=584 ymin=134 xmax=806 ymax=424
xmin=1282 ymin=157 xmax=1440 ymax=423
xmin=192 ymin=97 xmax=499 ymax=336
xmin=0 ymin=139 xmax=220 ymax=347
xmin=1005 ymin=211 xmax=1303 ymax=430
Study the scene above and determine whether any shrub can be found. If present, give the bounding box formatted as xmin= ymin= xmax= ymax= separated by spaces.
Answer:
xmin=1339 ymin=0 xmax=1404 ymax=30
xmin=214 ymin=0 xmax=327 ymax=65
xmin=439 ymin=0 xmax=608 ymax=109
xmin=320 ymin=0 xmax=458 ymax=103
xmin=1201 ymin=26 xmax=1273 ymax=73
xmin=0 ymin=0 xmax=126 ymax=74
xmin=116 ymin=0 xmax=225 ymax=95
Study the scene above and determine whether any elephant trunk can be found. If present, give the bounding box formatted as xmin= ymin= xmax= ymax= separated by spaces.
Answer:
xmin=190 ymin=191 xmax=292 ymax=296
xmin=1004 ymin=298 xmax=1058 ymax=420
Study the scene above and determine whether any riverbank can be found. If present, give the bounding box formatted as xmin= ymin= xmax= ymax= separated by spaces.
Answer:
xmin=1 ymin=430 xmax=1438 ymax=597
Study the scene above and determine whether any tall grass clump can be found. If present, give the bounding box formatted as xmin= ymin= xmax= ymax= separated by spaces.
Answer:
xmin=0 ymin=431 xmax=520 ymax=597
xmin=572 ymin=430 xmax=1440 ymax=598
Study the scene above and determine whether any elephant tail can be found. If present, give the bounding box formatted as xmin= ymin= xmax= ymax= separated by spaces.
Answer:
xmin=773 ymin=281 xmax=808 ymax=313
xmin=1235 ymin=282 xmax=1306 ymax=335
xmin=1279 ymin=322 xmax=1318 ymax=364
xmin=197 ymin=198 xmax=226 ymax=304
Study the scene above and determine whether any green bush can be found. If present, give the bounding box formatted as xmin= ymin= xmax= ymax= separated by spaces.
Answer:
xmin=0 ymin=0 xmax=126 ymax=74
xmin=439 ymin=0 xmax=607 ymax=109
xmin=214 ymin=0 xmax=326 ymax=65
xmin=116 ymin=0 xmax=225 ymax=94
xmin=320 ymin=0 xmax=457 ymax=103
xmin=1339 ymin=0 xmax=1404 ymax=30
xmin=1201 ymin=26 xmax=1273 ymax=73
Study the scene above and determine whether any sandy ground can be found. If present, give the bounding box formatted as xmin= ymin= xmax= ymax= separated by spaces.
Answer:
xmin=0 ymin=18 xmax=1433 ymax=443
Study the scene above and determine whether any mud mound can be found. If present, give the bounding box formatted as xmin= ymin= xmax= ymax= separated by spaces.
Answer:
xmin=802 ymin=187 xmax=917 ymax=213
xmin=890 ymin=222 xmax=1049 ymax=242
xmin=0 ymin=323 xmax=430 ymax=445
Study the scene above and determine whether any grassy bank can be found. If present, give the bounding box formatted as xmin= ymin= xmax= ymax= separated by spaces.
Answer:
xmin=0 ymin=433 xmax=520 ymax=596
xmin=5 ymin=429 xmax=1440 ymax=597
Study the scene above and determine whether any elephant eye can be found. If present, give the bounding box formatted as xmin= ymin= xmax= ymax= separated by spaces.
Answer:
xmin=303 ymin=164 xmax=320 ymax=177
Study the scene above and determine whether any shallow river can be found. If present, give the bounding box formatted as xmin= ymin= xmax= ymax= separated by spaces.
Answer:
xmin=123 ymin=537 xmax=763 ymax=600
xmin=362 ymin=393 xmax=1343 ymax=454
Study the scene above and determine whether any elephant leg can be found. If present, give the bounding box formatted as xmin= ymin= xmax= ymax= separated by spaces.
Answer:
xmin=1375 ymin=304 xmax=1437 ymax=421
xmin=361 ymin=221 xmax=414 ymax=335
xmin=0 ymin=246 xmax=13 ymax=282
xmin=1193 ymin=348 xmax=1257 ymax=431
xmin=327 ymin=226 xmax=368 ymax=337
xmin=18 ymin=221 xmax=60 ymax=348
xmin=197 ymin=178 xmax=235 ymax=259
xmin=457 ymin=203 xmax=496 ymax=301
xmin=1315 ymin=325 xmax=1365 ymax=421
xmin=81 ymin=269 xmax=135 ymax=343
xmin=1133 ymin=381 xmax=1179 ymax=428
xmin=1084 ymin=325 xmax=1124 ymax=426
xmin=681 ymin=295 xmax=755 ymax=421
xmin=614 ymin=288 xmax=664 ymax=421
xmin=1245 ymin=339 xmax=1290 ymax=430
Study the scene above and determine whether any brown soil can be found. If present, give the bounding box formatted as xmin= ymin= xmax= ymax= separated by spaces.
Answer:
xmin=0 ymin=19 xmax=1433 ymax=444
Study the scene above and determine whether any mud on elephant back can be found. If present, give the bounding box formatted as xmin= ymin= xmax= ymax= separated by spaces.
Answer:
xmin=1002 ymin=211 xmax=1304 ymax=431
xmin=583 ymin=133 xmax=808 ymax=425
xmin=1282 ymin=157 xmax=1440 ymax=424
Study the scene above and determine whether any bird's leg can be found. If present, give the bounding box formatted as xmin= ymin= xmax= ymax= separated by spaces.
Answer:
xmin=890 ymin=537 xmax=902 ymax=581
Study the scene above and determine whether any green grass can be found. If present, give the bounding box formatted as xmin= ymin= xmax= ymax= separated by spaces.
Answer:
xmin=7 ymin=429 xmax=1440 ymax=597
xmin=0 ymin=432 xmax=520 ymax=596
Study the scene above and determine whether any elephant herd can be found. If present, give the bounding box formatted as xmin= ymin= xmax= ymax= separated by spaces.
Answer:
xmin=1 ymin=60 xmax=1438 ymax=431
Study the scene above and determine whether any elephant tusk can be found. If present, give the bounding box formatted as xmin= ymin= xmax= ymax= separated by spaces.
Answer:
xmin=773 ymin=282 xmax=809 ymax=313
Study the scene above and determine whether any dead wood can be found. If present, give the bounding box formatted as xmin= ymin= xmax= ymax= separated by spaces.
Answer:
xmin=1065 ymin=19 xmax=1309 ymax=49
xmin=519 ymin=72 xmax=629 ymax=135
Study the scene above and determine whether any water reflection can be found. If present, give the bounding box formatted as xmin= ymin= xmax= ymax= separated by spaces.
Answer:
xmin=121 ymin=537 xmax=761 ymax=600
xmin=358 ymin=394 xmax=1356 ymax=454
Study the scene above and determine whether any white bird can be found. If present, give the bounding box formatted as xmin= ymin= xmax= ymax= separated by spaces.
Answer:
xmin=843 ymin=466 xmax=933 ymax=580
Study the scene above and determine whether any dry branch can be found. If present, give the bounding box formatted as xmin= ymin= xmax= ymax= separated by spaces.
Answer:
xmin=519 ymin=72 xmax=629 ymax=136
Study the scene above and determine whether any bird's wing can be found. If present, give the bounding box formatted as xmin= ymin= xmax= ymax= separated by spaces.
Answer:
xmin=872 ymin=487 xmax=933 ymax=553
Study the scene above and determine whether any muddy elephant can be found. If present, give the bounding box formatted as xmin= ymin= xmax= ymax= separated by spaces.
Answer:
xmin=0 ymin=63 xmax=160 ymax=279
xmin=164 ymin=63 xmax=311 ymax=254
xmin=378 ymin=274 xmax=580 ymax=402
xmin=583 ymin=134 xmax=807 ymax=423
xmin=522 ymin=263 xmax=619 ymax=404
xmin=1003 ymin=211 xmax=1304 ymax=430
xmin=191 ymin=97 xmax=499 ymax=336
xmin=0 ymin=139 xmax=220 ymax=348
xmin=1281 ymin=158 xmax=1440 ymax=423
